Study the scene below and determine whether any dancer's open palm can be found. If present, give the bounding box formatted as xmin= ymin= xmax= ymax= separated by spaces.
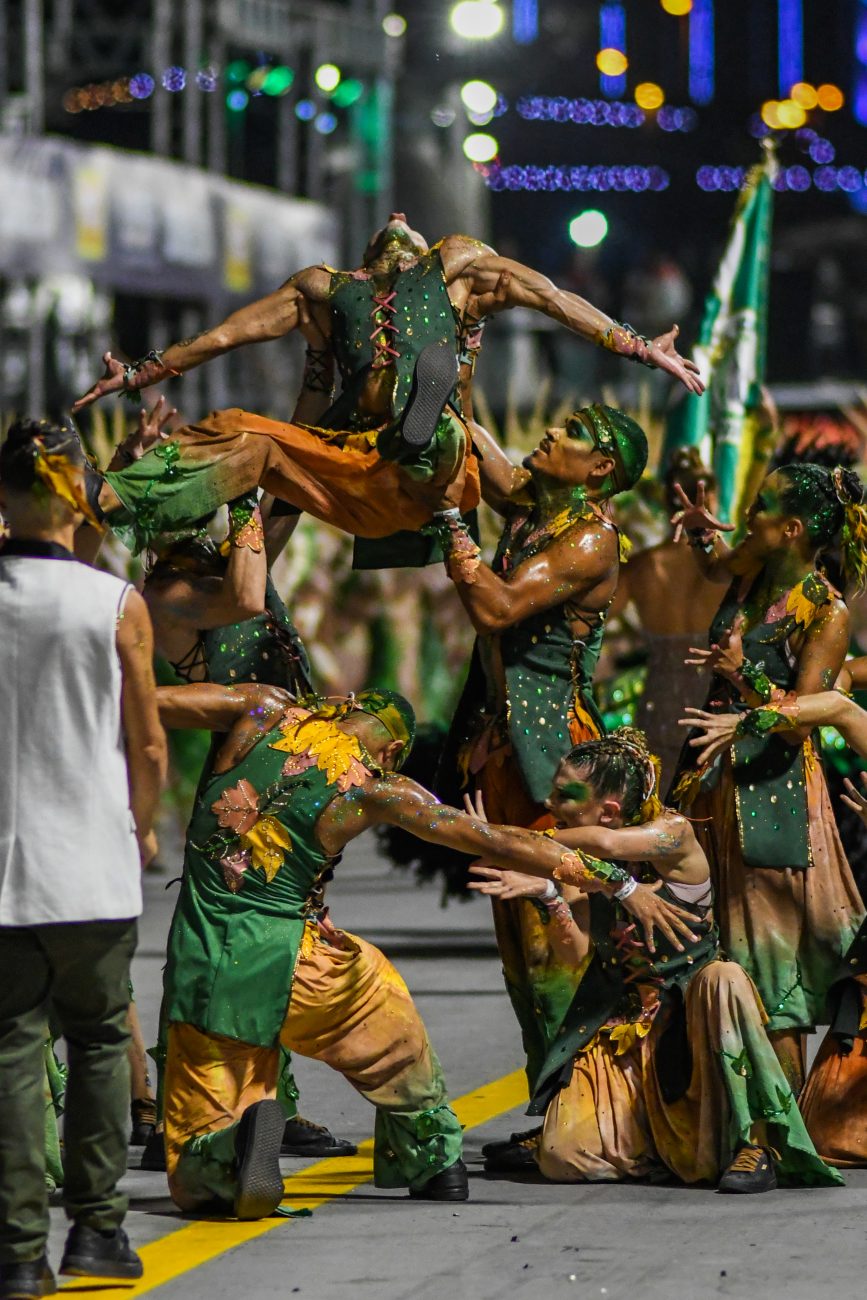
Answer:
xmin=670 ymin=480 xmax=735 ymax=543
xmin=650 ymin=325 xmax=705 ymax=396
xmin=72 ymin=351 xmax=128 ymax=411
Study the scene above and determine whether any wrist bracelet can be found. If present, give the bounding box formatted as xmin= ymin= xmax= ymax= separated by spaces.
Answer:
xmin=599 ymin=321 xmax=654 ymax=368
xmin=613 ymin=876 xmax=638 ymax=901
xmin=428 ymin=510 xmax=481 ymax=584
xmin=540 ymin=879 xmax=559 ymax=903
xmin=738 ymin=656 xmax=775 ymax=704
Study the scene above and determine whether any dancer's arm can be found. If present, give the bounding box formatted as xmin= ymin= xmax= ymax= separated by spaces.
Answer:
xmin=465 ymin=419 xmax=529 ymax=514
xmin=156 ymin=682 xmax=293 ymax=732
xmin=682 ymin=690 xmax=867 ymax=764
xmin=73 ymin=267 xmax=329 ymax=409
xmin=468 ymin=863 xmax=591 ymax=966
xmin=436 ymin=516 xmax=618 ymax=634
xmin=442 ymin=237 xmax=703 ymax=395
xmin=117 ymin=590 xmax=168 ymax=857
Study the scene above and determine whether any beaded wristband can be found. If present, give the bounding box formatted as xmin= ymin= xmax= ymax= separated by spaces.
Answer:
xmin=599 ymin=321 xmax=654 ymax=368
xmin=613 ymin=876 xmax=638 ymax=901
xmin=738 ymin=657 xmax=775 ymax=704
xmin=121 ymin=349 xmax=181 ymax=405
xmin=430 ymin=508 xmax=481 ymax=584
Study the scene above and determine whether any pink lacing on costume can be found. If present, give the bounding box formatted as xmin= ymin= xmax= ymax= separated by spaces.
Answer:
xmin=370 ymin=290 xmax=400 ymax=368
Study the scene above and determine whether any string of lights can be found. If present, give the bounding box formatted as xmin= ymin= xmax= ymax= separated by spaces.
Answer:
xmin=514 ymin=95 xmax=697 ymax=131
xmin=484 ymin=163 xmax=670 ymax=192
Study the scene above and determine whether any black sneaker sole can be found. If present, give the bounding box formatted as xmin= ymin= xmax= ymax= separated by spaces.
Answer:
xmin=408 ymin=1180 xmax=469 ymax=1202
xmin=400 ymin=341 xmax=458 ymax=450
xmin=234 ymin=1100 xmax=286 ymax=1220
xmin=0 ymin=1271 xmax=57 ymax=1298
xmin=59 ymin=1257 xmax=143 ymax=1280
xmin=481 ymin=1126 xmax=542 ymax=1158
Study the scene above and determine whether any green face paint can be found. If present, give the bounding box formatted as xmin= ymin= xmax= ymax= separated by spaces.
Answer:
xmin=557 ymin=780 xmax=592 ymax=803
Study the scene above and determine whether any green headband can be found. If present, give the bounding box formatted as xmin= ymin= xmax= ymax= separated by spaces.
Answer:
xmin=567 ymin=404 xmax=649 ymax=495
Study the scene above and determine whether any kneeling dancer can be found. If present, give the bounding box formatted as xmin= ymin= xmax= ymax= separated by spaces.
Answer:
xmin=161 ymin=688 xmax=671 ymax=1216
xmin=471 ymin=730 xmax=841 ymax=1191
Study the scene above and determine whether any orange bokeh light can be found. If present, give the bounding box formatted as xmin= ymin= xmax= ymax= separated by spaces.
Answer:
xmin=596 ymin=48 xmax=629 ymax=77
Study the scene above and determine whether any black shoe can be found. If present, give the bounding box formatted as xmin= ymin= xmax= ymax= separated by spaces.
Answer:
xmin=483 ymin=1133 xmax=540 ymax=1173
xmin=0 ymin=1258 xmax=56 ymax=1299
xmin=400 ymin=341 xmax=459 ymax=450
xmin=129 ymin=1097 xmax=157 ymax=1146
xmin=408 ymin=1159 xmax=469 ymax=1202
xmin=233 ymin=1099 xmax=286 ymax=1220
xmin=59 ymin=1224 xmax=142 ymax=1280
xmin=139 ymin=1128 xmax=167 ymax=1172
xmin=717 ymin=1144 xmax=778 ymax=1194
xmin=480 ymin=1126 xmax=542 ymax=1159
xmin=281 ymin=1115 xmax=357 ymax=1158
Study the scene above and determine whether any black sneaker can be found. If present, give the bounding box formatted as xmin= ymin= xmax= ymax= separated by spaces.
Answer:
xmin=139 ymin=1128 xmax=167 ymax=1172
xmin=0 ymin=1258 xmax=56 ymax=1299
xmin=483 ymin=1133 xmax=540 ymax=1173
xmin=59 ymin=1225 xmax=143 ymax=1279
xmin=717 ymin=1144 xmax=778 ymax=1194
xmin=233 ymin=1099 xmax=286 ymax=1220
xmin=129 ymin=1097 xmax=157 ymax=1146
xmin=281 ymin=1115 xmax=357 ymax=1158
xmin=481 ymin=1126 xmax=542 ymax=1159
xmin=400 ymin=341 xmax=459 ymax=450
xmin=408 ymin=1159 xmax=469 ymax=1202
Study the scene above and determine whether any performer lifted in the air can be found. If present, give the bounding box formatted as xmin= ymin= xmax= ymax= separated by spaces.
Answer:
xmin=71 ymin=214 xmax=702 ymax=562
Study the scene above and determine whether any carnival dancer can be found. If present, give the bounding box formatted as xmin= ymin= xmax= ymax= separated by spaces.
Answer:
xmin=683 ymin=690 xmax=867 ymax=1167
xmin=434 ymin=407 xmax=648 ymax=1166
xmin=467 ymin=730 xmax=841 ymax=1191
xmin=71 ymin=215 xmax=701 ymax=564
xmin=156 ymin=685 xmax=696 ymax=1217
xmin=669 ymin=464 xmax=867 ymax=1091
xmin=609 ymin=447 xmax=723 ymax=786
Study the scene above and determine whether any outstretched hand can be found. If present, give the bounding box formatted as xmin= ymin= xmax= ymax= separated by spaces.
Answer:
xmin=72 ymin=351 xmax=128 ymax=412
xmin=618 ymin=879 xmax=699 ymax=955
xmin=670 ymin=480 xmax=735 ymax=544
xmin=685 ymin=613 xmax=745 ymax=681
xmin=468 ymin=861 xmax=551 ymax=901
xmin=678 ymin=707 xmax=739 ymax=767
xmin=649 ymin=325 xmax=705 ymax=396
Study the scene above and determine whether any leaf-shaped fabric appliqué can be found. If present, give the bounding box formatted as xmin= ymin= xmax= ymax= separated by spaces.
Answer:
xmin=270 ymin=717 xmax=372 ymax=788
xmin=609 ymin=1019 xmax=653 ymax=1057
xmin=785 ymin=574 xmax=828 ymax=631
xmin=241 ymin=815 xmax=292 ymax=883
xmin=221 ymin=847 xmax=252 ymax=894
xmin=211 ymin=778 xmax=260 ymax=835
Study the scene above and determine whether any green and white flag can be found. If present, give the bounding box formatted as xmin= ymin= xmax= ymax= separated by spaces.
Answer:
xmin=664 ymin=152 xmax=775 ymax=522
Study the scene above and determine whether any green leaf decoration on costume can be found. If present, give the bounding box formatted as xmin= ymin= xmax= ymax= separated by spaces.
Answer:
xmin=722 ymin=1047 xmax=752 ymax=1078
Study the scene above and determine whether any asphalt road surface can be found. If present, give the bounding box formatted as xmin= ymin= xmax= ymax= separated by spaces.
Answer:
xmin=46 ymin=833 xmax=867 ymax=1300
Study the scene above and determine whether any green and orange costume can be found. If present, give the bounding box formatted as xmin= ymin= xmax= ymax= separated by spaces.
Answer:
xmin=101 ymin=245 xmax=480 ymax=567
xmin=162 ymin=704 xmax=463 ymax=1210
xmin=529 ymin=882 xmax=840 ymax=1186
xmin=674 ymin=571 xmax=865 ymax=1033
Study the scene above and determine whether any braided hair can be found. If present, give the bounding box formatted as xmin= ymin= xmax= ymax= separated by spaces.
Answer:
xmin=775 ymin=462 xmax=867 ymax=589
xmin=562 ymin=726 xmax=660 ymax=825
xmin=0 ymin=417 xmax=85 ymax=492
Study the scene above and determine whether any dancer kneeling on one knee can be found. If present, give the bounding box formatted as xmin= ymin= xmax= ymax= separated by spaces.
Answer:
xmin=467 ymin=728 xmax=842 ymax=1193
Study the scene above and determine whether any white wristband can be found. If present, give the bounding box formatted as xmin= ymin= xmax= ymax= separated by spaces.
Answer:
xmin=613 ymin=876 xmax=638 ymax=901
xmin=540 ymin=879 xmax=559 ymax=902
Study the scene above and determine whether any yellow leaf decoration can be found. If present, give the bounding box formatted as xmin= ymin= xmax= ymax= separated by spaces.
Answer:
xmin=240 ymin=815 xmax=292 ymax=883
xmin=785 ymin=575 xmax=828 ymax=631
xmin=609 ymin=1019 xmax=653 ymax=1057
xmin=270 ymin=716 xmax=372 ymax=791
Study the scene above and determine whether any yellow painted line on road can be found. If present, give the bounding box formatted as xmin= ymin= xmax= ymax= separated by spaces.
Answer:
xmin=61 ymin=1069 xmax=528 ymax=1299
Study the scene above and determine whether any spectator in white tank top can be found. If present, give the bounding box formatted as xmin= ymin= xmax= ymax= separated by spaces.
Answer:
xmin=0 ymin=418 xmax=167 ymax=1299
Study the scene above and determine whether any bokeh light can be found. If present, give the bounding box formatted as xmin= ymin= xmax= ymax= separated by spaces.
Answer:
xmin=461 ymin=80 xmax=498 ymax=115
xmin=263 ymin=66 xmax=294 ymax=96
xmin=661 ymin=0 xmax=692 ymax=13
xmin=635 ymin=83 xmax=664 ymax=110
xmin=314 ymin=64 xmax=342 ymax=93
xmin=295 ymin=99 xmax=316 ymax=121
xmin=129 ymin=73 xmax=155 ymax=100
xmin=431 ymin=105 xmax=457 ymax=127
xmin=314 ymin=112 xmax=338 ymax=135
xmin=382 ymin=13 xmax=407 ymax=37
xmin=226 ymin=89 xmax=249 ymax=112
xmin=776 ymin=98 xmax=807 ymax=128
xmin=450 ymin=2 xmax=505 ymax=40
xmin=596 ymin=49 xmax=629 ymax=77
xmin=195 ymin=67 xmax=219 ymax=93
xmin=816 ymin=84 xmax=844 ymax=111
xmin=331 ymin=79 xmax=364 ymax=108
xmin=162 ymin=66 xmax=186 ymax=93
xmin=569 ymin=210 xmax=609 ymax=248
xmin=462 ymin=132 xmax=499 ymax=162
xmin=790 ymin=82 xmax=818 ymax=109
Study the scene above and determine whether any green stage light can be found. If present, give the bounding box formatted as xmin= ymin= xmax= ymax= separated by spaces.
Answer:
xmin=226 ymin=60 xmax=251 ymax=85
xmin=263 ymin=66 xmax=294 ymax=95
xmin=331 ymin=78 xmax=364 ymax=107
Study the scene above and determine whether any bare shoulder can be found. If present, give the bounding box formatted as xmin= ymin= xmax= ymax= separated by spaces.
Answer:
xmin=439 ymin=234 xmax=496 ymax=280
xmin=285 ymin=265 xmax=332 ymax=301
